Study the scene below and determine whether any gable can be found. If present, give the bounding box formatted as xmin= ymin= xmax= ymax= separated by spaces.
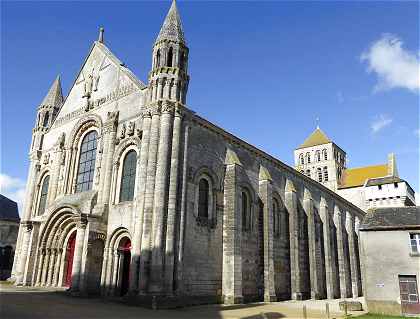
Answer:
xmin=53 ymin=42 xmax=146 ymax=128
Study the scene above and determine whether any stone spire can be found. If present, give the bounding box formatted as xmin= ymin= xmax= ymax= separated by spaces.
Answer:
xmin=156 ymin=0 xmax=186 ymax=45
xmin=40 ymin=75 xmax=64 ymax=108
xmin=98 ymin=27 xmax=105 ymax=43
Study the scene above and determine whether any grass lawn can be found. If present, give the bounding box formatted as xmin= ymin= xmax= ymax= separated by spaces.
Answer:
xmin=353 ymin=314 xmax=419 ymax=318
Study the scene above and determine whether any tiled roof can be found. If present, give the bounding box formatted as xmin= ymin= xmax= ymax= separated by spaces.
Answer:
xmin=360 ymin=206 xmax=420 ymax=231
xmin=339 ymin=164 xmax=388 ymax=189
xmin=0 ymin=194 xmax=20 ymax=221
xmin=40 ymin=75 xmax=64 ymax=108
xmin=297 ymin=128 xmax=331 ymax=149
xmin=156 ymin=0 xmax=186 ymax=45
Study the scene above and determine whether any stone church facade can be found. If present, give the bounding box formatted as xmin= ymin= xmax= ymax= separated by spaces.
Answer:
xmin=12 ymin=1 xmax=365 ymax=306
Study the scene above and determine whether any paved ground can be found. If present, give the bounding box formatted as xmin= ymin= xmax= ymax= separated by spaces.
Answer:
xmin=0 ymin=282 xmax=365 ymax=319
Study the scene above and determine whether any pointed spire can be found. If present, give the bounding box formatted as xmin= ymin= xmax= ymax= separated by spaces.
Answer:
xmin=98 ymin=27 xmax=105 ymax=43
xmin=156 ymin=0 xmax=186 ymax=45
xmin=40 ymin=75 xmax=64 ymax=108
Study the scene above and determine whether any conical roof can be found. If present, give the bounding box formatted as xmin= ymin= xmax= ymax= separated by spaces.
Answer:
xmin=40 ymin=75 xmax=64 ymax=108
xmin=156 ymin=0 xmax=186 ymax=45
xmin=297 ymin=127 xmax=331 ymax=149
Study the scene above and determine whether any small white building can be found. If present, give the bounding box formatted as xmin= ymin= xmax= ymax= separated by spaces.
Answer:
xmin=359 ymin=207 xmax=420 ymax=316
xmin=295 ymin=128 xmax=416 ymax=212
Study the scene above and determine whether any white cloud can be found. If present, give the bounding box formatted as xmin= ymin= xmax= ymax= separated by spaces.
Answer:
xmin=0 ymin=173 xmax=26 ymax=216
xmin=371 ymin=114 xmax=393 ymax=133
xmin=414 ymin=129 xmax=420 ymax=137
xmin=361 ymin=34 xmax=420 ymax=93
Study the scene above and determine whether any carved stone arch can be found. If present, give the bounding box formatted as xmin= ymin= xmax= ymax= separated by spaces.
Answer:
xmin=108 ymin=227 xmax=131 ymax=252
xmin=113 ymin=136 xmax=141 ymax=165
xmin=192 ymin=166 xmax=221 ymax=191
xmin=39 ymin=205 xmax=80 ymax=248
xmin=238 ymin=181 xmax=256 ymax=232
xmin=67 ymin=114 xmax=103 ymax=150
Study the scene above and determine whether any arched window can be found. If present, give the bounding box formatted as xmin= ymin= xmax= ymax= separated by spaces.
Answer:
xmin=317 ymin=167 xmax=323 ymax=182
xmin=242 ymin=190 xmax=251 ymax=231
xmin=305 ymin=152 xmax=311 ymax=164
xmin=323 ymin=149 xmax=328 ymax=161
xmin=273 ymin=198 xmax=280 ymax=237
xmin=299 ymin=154 xmax=304 ymax=165
xmin=119 ymin=150 xmax=137 ymax=202
xmin=315 ymin=150 xmax=321 ymax=162
xmin=76 ymin=131 xmax=98 ymax=193
xmin=37 ymin=175 xmax=50 ymax=215
xmin=198 ymin=178 xmax=209 ymax=219
xmin=305 ymin=169 xmax=311 ymax=177
xmin=156 ymin=49 xmax=161 ymax=67
xmin=167 ymin=47 xmax=173 ymax=67
xmin=43 ymin=113 xmax=49 ymax=127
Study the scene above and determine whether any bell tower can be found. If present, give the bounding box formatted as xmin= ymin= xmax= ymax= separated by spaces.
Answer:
xmin=31 ymin=75 xmax=64 ymax=151
xmin=148 ymin=0 xmax=189 ymax=105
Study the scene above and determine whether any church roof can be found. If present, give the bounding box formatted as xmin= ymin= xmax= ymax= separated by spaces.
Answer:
xmin=297 ymin=127 xmax=332 ymax=149
xmin=156 ymin=0 xmax=186 ymax=45
xmin=40 ymin=75 xmax=64 ymax=108
xmin=339 ymin=164 xmax=388 ymax=189
xmin=0 ymin=194 xmax=20 ymax=222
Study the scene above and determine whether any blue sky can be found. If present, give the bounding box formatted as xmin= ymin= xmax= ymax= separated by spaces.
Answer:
xmin=1 ymin=0 xmax=419 ymax=211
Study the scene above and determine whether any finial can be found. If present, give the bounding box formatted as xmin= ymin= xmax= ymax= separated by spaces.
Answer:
xmin=98 ymin=27 xmax=104 ymax=43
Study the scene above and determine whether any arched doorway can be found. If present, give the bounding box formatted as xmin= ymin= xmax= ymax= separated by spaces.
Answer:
xmin=64 ymin=231 xmax=76 ymax=287
xmin=119 ymin=237 xmax=131 ymax=296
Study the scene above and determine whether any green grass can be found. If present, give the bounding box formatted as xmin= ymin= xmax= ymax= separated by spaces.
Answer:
xmin=352 ymin=314 xmax=419 ymax=319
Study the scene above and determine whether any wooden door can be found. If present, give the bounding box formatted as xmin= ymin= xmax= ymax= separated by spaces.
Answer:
xmin=399 ymin=275 xmax=420 ymax=315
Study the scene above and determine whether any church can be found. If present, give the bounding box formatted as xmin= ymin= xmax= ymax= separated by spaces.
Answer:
xmin=12 ymin=1 xmax=365 ymax=307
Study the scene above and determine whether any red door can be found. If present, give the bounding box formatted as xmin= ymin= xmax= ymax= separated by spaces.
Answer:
xmin=64 ymin=232 xmax=76 ymax=287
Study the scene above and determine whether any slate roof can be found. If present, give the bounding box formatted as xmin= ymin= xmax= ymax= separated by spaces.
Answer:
xmin=360 ymin=206 xmax=420 ymax=231
xmin=40 ymin=75 xmax=64 ymax=108
xmin=0 ymin=194 xmax=20 ymax=222
xmin=339 ymin=164 xmax=389 ymax=189
xmin=156 ymin=0 xmax=186 ymax=45
xmin=297 ymin=128 xmax=331 ymax=149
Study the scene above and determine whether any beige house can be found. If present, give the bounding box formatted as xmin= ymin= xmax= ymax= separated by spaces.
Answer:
xmin=359 ymin=206 xmax=420 ymax=316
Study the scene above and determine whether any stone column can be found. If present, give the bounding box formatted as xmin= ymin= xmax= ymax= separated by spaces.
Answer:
xmin=175 ymin=123 xmax=190 ymax=294
xmin=150 ymin=102 xmax=174 ymax=292
xmin=15 ymin=221 xmax=33 ymax=285
xmin=334 ymin=205 xmax=350 ymax=298
xmin=138 ymin=105 xmax=161 ymax=293
xmin=100 ymin=247 xmax=109 ymax=295
xmin=111 ymin=251 xmax=120 ymax=296
xmin=99 ymin=113 xmax=119 ymax=207
xmin=354 ymin=217 xmax=363 ymax=296
xmin=259 ymin=165 xmax=276 ymax=302
xmin=41 ymin=249 xmax=51 ymax=286
xmin=22 ymin=153 xmax=41 ymax=220
xmin=285 ymin=179 xmax=302 ymax=300
xmin=304 ymin=189 xmax=321 ymax=299
xmin=23 ymin=221 xmax=40 ymax=286
xmin=53 ymin=248 xmax=63 ymax=286
xmin=47 ymin=249 xmax=57 ymax=286
xmin=35 ymin=248 xmax=45 ymax=286
xmin=346 ymin=212 xmax=361 ymax=298
xmin=164 ymin=105 xmax=183 ymax=293
xmin=128 ymin=111 xmax=152 ymax=294
xmin=222 ymin=149 xmax=243 ymax=304
xmin=319 ymin=198 xmax=334 ymax=299
xmin=70 ymin=216 xmax=88 ymax=292
xmin=49 ymin=141 xmax=64 ymax=203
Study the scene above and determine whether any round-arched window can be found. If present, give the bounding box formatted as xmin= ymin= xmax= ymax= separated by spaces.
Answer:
xmin=119 ymin=150 xmax=137 ymax=202
xmin=76 ymin=130 xmax=98 ymax=193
